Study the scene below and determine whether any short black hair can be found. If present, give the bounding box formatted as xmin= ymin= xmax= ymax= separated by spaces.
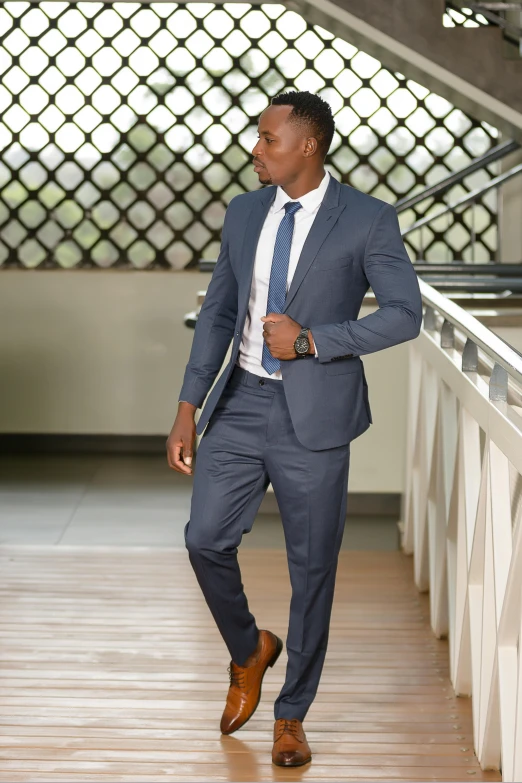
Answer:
xmin=270 ymin=90 xmax=335 ymax=159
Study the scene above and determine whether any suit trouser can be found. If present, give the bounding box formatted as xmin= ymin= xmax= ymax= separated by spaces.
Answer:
xmin=184 ymin=363 xmax=351 ymax=722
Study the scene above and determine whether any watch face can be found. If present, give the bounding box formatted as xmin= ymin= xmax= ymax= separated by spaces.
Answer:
xmin=295 ymin=336 xmax=309 ymax=354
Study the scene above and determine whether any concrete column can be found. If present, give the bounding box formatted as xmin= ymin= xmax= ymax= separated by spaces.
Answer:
xmin=499 ymin=135 xmax=522 ymax=263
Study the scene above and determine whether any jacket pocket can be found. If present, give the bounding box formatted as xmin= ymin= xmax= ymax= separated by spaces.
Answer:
xmin=314 ymin=254 xmax=353 ymax=271
xmin=326 ymin=360 xmax=359 ymax=375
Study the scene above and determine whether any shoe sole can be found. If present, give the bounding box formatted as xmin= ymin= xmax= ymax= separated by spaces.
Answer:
xmin=221 ymin=633 xmax=283 ymax=735
xmin=272 ymin=755 xmax=312 ymax=767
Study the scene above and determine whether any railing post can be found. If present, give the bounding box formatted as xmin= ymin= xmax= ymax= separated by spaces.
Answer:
xmin=441 ymin=319 xmax=455 ymax=349
xmin=462 ymin=338 xmax=479 ymax=372
xmin=424 ymin=305 xmax=437 ymax=331
xmin=489 ymin=362 xmax=508 ymax=401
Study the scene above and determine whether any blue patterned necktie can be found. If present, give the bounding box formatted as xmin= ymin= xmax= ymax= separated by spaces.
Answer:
xmin=261 ymin=200 xmax=303 ymax=375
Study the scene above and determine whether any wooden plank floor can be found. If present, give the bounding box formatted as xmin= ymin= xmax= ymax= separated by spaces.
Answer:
xmin=0 ymin=546 xmax=500 ymax=782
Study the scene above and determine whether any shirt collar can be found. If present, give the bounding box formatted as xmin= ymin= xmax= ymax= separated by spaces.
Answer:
xmin=272 ymin=169 xmax=331 ymax=215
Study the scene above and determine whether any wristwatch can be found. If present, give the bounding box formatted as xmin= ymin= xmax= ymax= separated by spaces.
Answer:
xmin=294 ymin=326 xmax=310 ymax=357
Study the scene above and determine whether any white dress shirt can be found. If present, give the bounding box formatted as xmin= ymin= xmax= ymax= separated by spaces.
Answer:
xmin=236 ymin=169 xmax=330 ymax=380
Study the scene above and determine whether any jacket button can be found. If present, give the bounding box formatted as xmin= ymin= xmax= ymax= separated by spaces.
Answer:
xmin=259 ymin=379 xmax=264 ymax=386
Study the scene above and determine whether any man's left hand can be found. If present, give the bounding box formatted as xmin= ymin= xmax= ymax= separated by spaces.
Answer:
xmin=261 ymin=313 xmax=303 ymax=360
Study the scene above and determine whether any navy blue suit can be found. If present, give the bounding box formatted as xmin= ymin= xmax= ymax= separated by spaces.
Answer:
xmin=179 ymin=174 xmax=422 ymax=720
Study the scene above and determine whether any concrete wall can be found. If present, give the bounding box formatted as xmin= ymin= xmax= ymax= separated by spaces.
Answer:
xmin=0 ymin=270 xmax=410 ymax=493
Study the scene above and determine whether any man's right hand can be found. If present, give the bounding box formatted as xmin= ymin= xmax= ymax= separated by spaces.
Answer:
xmin=166 ymin=401 xmax=197 ymax=475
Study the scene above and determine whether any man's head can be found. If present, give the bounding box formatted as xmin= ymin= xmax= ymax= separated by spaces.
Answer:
xmin=252 ymin=91 xmax=335 ymax=187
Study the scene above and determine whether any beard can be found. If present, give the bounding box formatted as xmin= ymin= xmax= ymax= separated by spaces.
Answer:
xmin=259 ymin=169 xmax=272 ymax=185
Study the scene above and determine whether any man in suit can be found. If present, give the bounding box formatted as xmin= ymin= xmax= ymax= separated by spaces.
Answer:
xmin=167 ymin=90 xmax=422 ymax=767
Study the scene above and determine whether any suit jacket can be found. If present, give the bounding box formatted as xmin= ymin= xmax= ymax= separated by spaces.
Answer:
xmin=178 ymin=173 xmax=422 ymax=451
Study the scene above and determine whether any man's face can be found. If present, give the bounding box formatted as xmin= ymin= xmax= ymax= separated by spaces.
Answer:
xmin=251 ymin=105 xmax=312 ymax=186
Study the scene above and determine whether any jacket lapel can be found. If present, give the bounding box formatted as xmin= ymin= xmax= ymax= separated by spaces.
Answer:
xmin=283 ymin=180 xmax=345 ymax=312
xmin=236 ymin=186 xmax=276 ymax=330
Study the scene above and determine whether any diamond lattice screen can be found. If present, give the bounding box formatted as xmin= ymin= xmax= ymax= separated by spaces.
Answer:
xmin=0 ymin=1 xmax=500 ymax=269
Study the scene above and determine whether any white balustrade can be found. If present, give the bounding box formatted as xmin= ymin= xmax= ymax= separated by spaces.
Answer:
xmin=402 ymin=279 xmax=522 ymax=779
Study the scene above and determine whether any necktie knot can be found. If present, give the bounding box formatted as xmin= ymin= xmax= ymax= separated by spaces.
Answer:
xmin=284 ymin=201 xmax=302 ymax=217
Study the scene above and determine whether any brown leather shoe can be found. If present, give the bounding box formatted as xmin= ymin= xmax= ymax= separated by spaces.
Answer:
xmin=272 ymin=718 xmax=312 ymax=767
xmin=220 ymin=629 xmax=283 ymax=735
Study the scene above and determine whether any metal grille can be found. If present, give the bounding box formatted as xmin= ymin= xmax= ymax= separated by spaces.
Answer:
xmin=0 ymin=1 xmax=500 ymax=269
xmin=444 ymin=3 xmax=491 ymax=27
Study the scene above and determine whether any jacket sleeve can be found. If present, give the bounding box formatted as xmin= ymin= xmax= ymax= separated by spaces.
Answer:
xmin=310 ymin=202 xmax=422 ymax=362
xmin=177 ymin=201 xmax=239 ymax=408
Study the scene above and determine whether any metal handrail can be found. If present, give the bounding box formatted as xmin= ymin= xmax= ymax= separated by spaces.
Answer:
xmin=395 ymin=139 xmax=519 ymax=213
xmin=419 ymin=277 xmax=522 ymax=383
xmin=401 ymin=162 xmax=522 ymax=236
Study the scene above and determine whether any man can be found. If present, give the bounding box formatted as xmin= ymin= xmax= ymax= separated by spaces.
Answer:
xmin=167 ymin=90 xmax=422 ymax=767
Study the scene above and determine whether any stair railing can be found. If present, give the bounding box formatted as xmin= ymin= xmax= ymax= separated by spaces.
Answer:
xmin=395 ymin=139 xmax=519 ymax=214
xmin=401 ymin=162 xmax=522 ymax=261
xmin=402 ymin=277 xmax=522 ymax=779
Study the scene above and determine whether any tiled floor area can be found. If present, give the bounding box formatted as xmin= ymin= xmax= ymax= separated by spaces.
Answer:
xmin=0 ymin=454 xmax=399 ymax=550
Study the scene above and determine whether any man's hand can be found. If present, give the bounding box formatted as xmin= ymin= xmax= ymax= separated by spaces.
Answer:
xmin=261 ymin=313 xmax=315 ymax=359
xmin=166 ymin=402 xmax=197 ymax=475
